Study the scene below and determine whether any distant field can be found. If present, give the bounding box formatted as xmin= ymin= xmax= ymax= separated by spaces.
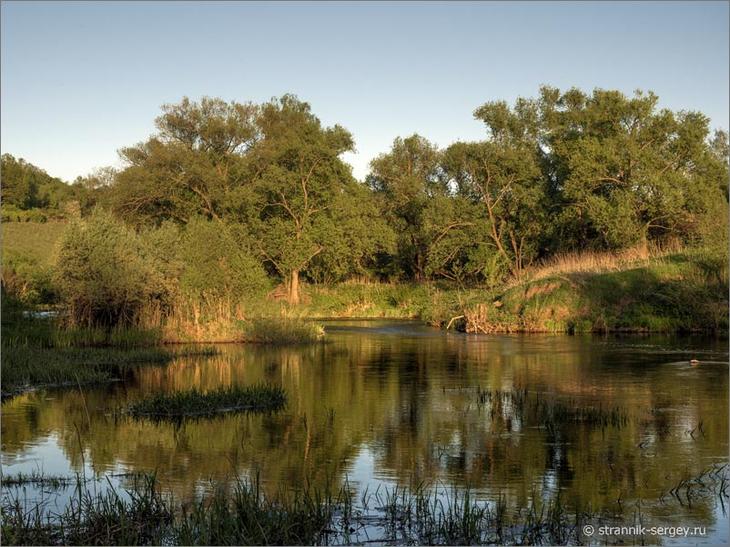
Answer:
xmin=2 ymin=221 xmax=66 ymax=265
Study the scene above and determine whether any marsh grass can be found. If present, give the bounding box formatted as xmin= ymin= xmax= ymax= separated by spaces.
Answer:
xmin=1 ymin=474 xmax=342 ymax=546
xmin=462 ymin=248 xmax=729 ymax=334
xmin=1 ymin=346 xmax=218 ymax=397
xmin=1 ymin=471 xmax=76 ymax=490
xmin=127 ymin=384 xmax=287 ymax=419
xmin=242 ymin=318 xmax=325 ymax=344
xmin=520 ymin=241 xmax=680 ymax=284
xmin=5 ymin=471 xmax=706 ymax=546
xmin=5 ymin=466 xmax=724 ymax=545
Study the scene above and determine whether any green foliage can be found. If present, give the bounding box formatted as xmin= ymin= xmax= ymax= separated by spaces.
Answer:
xmin=1 ymin=221 xmax=66 ymax=304
xmin=459 ymin=250 xmax=728 ymax=333
xmin=112 ymin=95 xmax=392 ymax=304
xmin=144 ymin=217 xmax=270 ymax=302
xmin=247 ymin=95 xmax=391 ymax=302
xmin=2 ymin=87 xmax=726 ymax=336
xmin=54 ymin=210 xmax=176 ymax=326
xmin=0 ymin=154 xmax=79 ymax=216
xmin=368 ymin=134 xmax=447 ymax=280
xmin=1 ymin=345 xmax=216 ymax=396
xmin=443 ymin=101 xmax=547 ymax=278
xmin=540 ymin=87 xmax=729 ymax=250
xmin=1 ymin=251 xmax=57 ymax=305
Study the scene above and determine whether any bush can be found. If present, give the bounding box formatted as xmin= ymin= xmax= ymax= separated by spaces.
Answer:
xmin=1 ymin=251 xmax=57 ymax=305
xmin=54 ymin=210 xmax=175 ymax=326
xmin=141 ymin=218 xmax=270 ymax=303
xmin=177 ymin=218 xmax=270 ymax=301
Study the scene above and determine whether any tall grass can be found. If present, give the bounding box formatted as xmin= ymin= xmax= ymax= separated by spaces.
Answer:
xmin=459 ymin=246 xmax=729 ymax=334
xmin=522 ymin=240 xmax=684 ymax=283
xmin=243 ymin=318 xmax=324 ymax=344
xmin=0 ymin=474 xmax=343 ymax=546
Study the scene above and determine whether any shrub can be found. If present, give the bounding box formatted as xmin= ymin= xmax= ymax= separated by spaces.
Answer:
xmin=1 ymin=251 xmax=57 ymax=305
xmin=54 ymin=210 xmax=175 ymax=327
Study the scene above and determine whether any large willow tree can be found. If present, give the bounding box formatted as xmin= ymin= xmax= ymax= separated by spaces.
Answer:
xmin=539 ymin=86 xmax=729 ymax=251
xmin=246 ymin=95 xmax=386 ymax=304
xmin=113 ymin=95 xmax=389 ymax=304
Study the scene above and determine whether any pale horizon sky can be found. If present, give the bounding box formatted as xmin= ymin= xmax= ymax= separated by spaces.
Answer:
xmin=2 ymin=1 xmax=728 ymax=183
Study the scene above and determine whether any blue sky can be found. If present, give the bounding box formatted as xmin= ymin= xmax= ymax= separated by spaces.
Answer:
xmin=2 ymin=1 xmax=728 ymax=182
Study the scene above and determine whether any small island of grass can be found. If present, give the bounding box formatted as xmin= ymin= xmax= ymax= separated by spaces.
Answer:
xmin=127 ymin=384 xmax=287 ymax=419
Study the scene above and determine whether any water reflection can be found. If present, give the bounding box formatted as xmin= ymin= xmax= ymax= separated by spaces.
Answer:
xmin=2 ymin=321 xmax=728 ymax=539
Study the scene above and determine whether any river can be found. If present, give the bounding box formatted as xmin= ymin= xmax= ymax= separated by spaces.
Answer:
xmin=2 ymin=320 xmax=728 ymax=544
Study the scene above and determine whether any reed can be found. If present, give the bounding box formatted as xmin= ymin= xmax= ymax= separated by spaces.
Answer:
xmin=127 ymin=384 xmax=287 ymax=419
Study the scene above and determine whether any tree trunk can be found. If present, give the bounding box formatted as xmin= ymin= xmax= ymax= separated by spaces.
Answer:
xmin=288 ymin=269 xmax=300 ymax=305
xmin=638 ymin=229 xmax=649 ymax=259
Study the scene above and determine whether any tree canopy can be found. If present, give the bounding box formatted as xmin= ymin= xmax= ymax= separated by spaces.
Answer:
xmin=4 ymin=87 xmax=727 ymax=314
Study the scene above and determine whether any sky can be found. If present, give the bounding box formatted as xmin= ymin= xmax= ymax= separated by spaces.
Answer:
xmin=2 ymin=1 xmax=728 ymax=182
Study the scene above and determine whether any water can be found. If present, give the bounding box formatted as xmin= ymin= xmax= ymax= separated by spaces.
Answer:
xmin=2 ymin=320 xmax=728 ymax=544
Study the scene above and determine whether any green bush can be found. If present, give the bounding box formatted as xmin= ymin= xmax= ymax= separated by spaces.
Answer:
xmin=1 ymin=251 xmax=57 ymax=305
xmin=141 ymin=218 xmax=270 ymax=303
xmin=54 ymin=210 xmax=175 ymax=326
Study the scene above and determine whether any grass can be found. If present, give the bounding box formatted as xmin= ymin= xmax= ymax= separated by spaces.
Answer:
xmin=242 ymin=318 xmax=325 ymax=344
xmin=1 ymin=474 xmax=341 ymax=546
xmin=1 ymin=472 xmax=77 ymax=490
xmin=5 ymin=467 xmax=726 ymax=546
xmin=1 ymin=345 xmax=218 ymax=398
xmin=458 ymin=248 xmax=729 ymax=334
xmin=3 ymin=221 xmax=727 ymax=336
xmin=1 ymin=221 xmax=65 ymax=266
xmin=126 ymin=384 xmax=287 ymax=419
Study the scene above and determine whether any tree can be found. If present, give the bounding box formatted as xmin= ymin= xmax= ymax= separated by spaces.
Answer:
xmin=367 ymin=135 xmax=449 ymax=281
xmin=246 ymin=95 xmax=383 ymax=303
xmin=540 ymin=87 xmax=728 ymax=251
xmin=113 ymin=95 xmax=388 ymax=304
xmin=442 ymin=98 xmax=547 ymax=278
xmin=55 ymin=210 xmax=175 ymax=326
xmin=112 ymin=96 xmax=259 ymax=224
xmin=1 ymin=154 xmax=73 ymax=212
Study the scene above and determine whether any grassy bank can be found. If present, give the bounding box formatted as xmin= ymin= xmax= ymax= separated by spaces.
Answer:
xmin=4 ymin=217 xmax=727 ymax=337
xmin=1 ymin=345 xmax=218 ymax=398
xmin=449 ymin=249 xmax=729 ymax=334
xmin=127 ymin=384 xmax=287 ymax=419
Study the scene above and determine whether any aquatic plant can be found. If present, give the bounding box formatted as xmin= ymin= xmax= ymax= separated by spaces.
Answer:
xmin=126 ymin=384 xmax=287 ymax=419
xmin=6 ymin=469 xmax=724 ymax=546
xmin=242 ymin=318 xmax=325 ymax=345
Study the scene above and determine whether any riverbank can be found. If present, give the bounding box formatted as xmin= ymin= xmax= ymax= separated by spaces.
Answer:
xmin=3 ymin=221 xmax=727 ymax=344
xmin=452 ymin=249 xmax=728 ymax=334
xmin=0 ymin=345 xmax=218 ymax=399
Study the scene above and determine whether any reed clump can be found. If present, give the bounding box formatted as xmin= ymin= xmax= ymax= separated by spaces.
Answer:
xmin=127 ymin=384 xmax=287 ymax=419
xmin=0 ymin=472 xmax=648 ymax=546
xmin=1 ymin=474 xmax=342 ymax=546
xmin=242 ymin=318 xmax=325 ymax=344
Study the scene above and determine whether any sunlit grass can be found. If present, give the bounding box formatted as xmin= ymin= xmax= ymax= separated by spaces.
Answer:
xmin=1 ymin=346 xmax=218 ymax=397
